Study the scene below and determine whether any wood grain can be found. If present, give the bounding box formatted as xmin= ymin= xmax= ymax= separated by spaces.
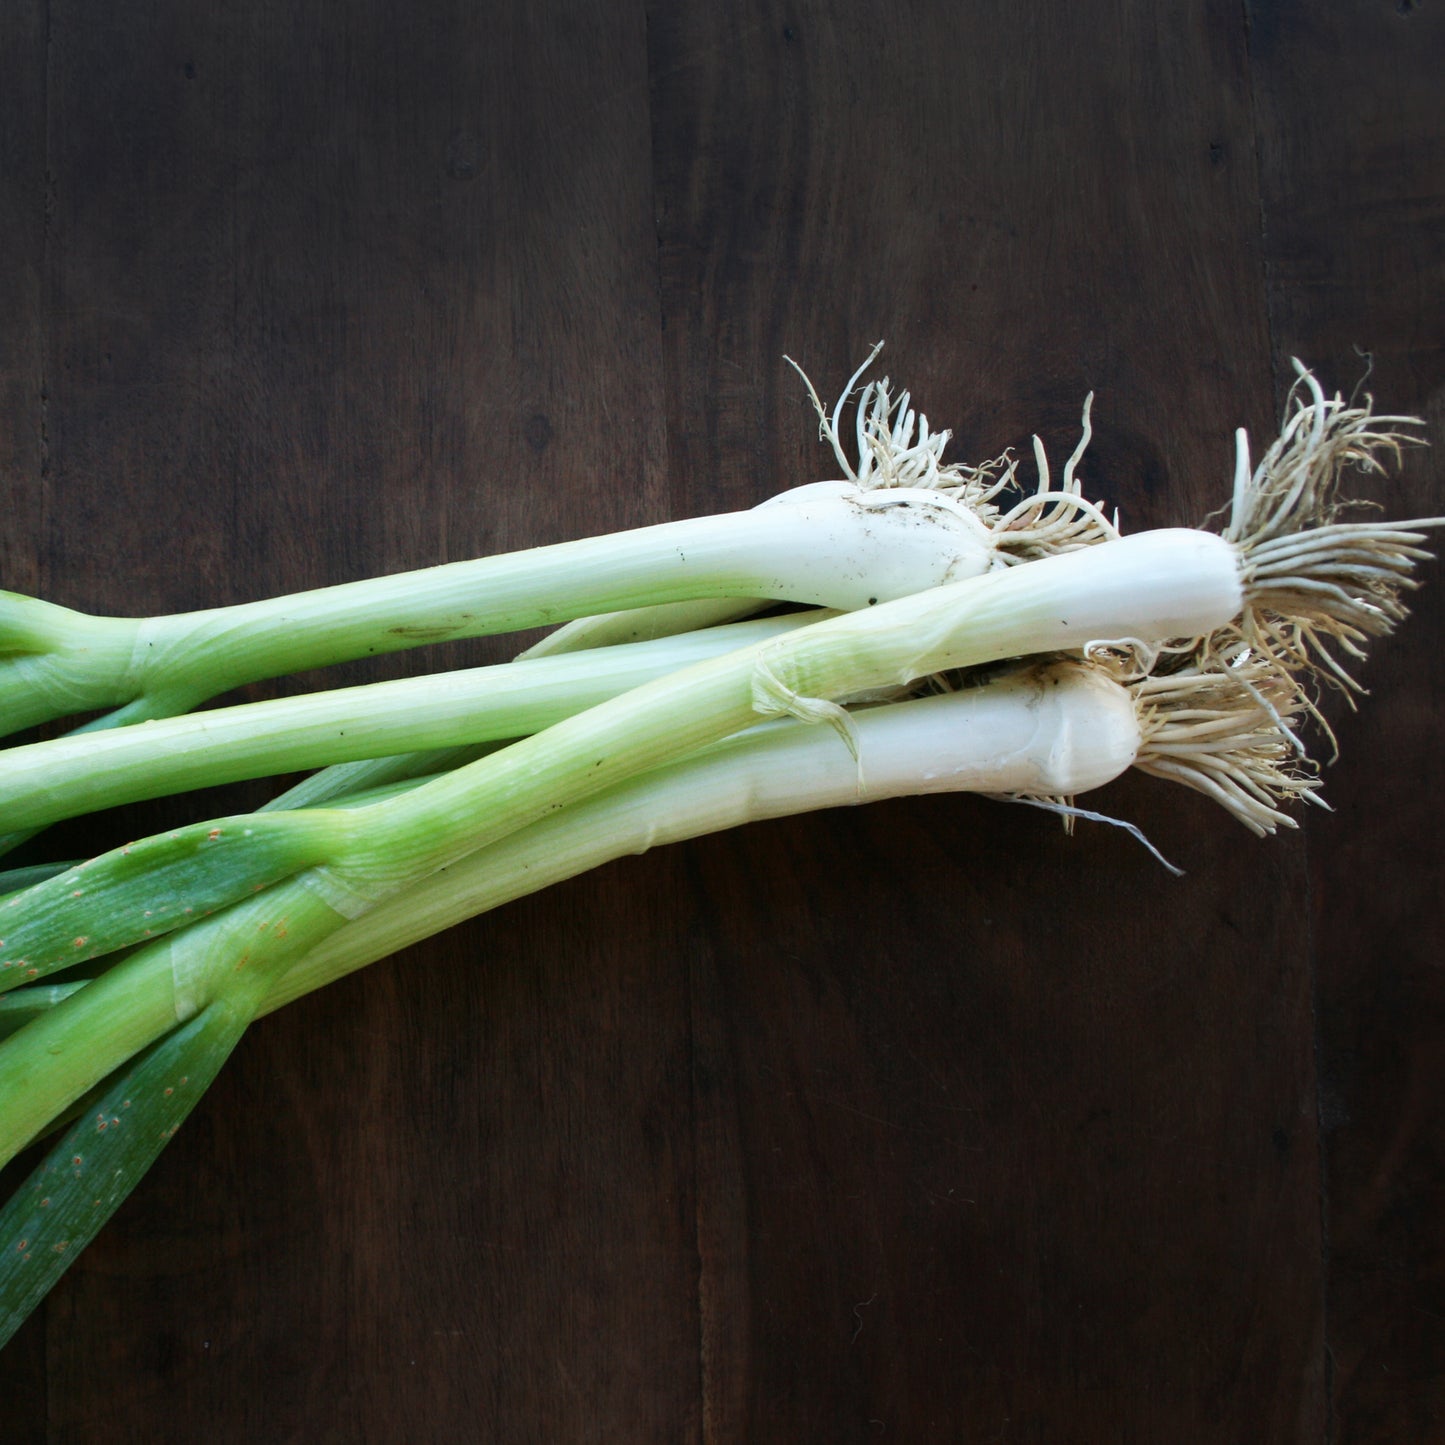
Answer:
xmin=649 ymin=3 xmax=1319 ymax=1438
xmin=0 ymin=11 xmax=51 ymax=1441
xmin=0 ymin=2 xmax=1439 ymax=1440
xmin=1250 ymin=2 xmax=1445 ymax=1438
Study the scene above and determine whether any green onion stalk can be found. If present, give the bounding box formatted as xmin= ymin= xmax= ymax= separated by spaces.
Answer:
xmin=0 ymin=480 xmax=995 ymax=742
xmin=0 ymin=363 xmax=1433 ymax=1346
xmin=0 ymin=613 xmax=822 ymax=832
xmin=256 ymin=644 xmax=1327 ymax=1014
xmin=0 ymin=366 xmax=1431 ymax=1151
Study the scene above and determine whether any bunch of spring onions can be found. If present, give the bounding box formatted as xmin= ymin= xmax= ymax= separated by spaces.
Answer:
xmin=0 ymin=353 xmax=1435 ymax=1348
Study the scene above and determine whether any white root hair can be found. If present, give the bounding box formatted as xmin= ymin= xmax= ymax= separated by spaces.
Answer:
xmin=786 ymin=345 xmax=1119 ymax=562
xmin=788 ymin=353 xmax=1437 ymax=837
xmin=1226 ymin=359 xmax=1438 ymax=698
xmin=994 ymin=793 xmax=1184 ymax=875
xmin=1006 ymin=639 xmax=1327 ymax=840
xmin=1130 ymin=641 xmax=1324 ymax=837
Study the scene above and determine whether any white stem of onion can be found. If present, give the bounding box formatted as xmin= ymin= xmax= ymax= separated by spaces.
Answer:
xmin=260 ymin=661 xmax=1140 ymax=1012
xmin=0 ymin=482 xmax=994 ymax=737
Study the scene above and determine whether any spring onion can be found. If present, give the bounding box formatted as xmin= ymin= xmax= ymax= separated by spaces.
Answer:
xmin=0 ymin=361 xmax=1433 ymax=1351
xmin=257 ymin=647 xmax=1318 ymax=1015
xmin=0 ymin=480 xmax=1001 ymax=741
xmin=0 ymin=498 xmax=1420 ymax=1159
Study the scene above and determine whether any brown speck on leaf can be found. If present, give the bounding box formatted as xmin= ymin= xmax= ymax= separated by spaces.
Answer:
xmin=208 ymin=829 xmax=221 ymax=840
xmin=72 ymin=936 xmax=88 ymax=948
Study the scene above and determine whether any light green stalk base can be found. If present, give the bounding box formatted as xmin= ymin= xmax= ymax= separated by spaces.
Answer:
xmin=517 ymin=597 xmax=767 ymax=658
xmin=0 ymin=613 xmax=812 ymax=832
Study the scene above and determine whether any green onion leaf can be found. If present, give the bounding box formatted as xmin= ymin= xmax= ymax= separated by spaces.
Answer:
xmin=0 ymin=995 xmax=254 ymax=1348
xmin=0 ymin=812 xmax=345 ymax=992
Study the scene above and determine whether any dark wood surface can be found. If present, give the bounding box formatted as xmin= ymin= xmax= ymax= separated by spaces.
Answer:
xmin=1 ymin=3 xmax=1440 ymax=1440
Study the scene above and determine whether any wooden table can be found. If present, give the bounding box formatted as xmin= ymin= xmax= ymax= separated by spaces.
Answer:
xmin=2 ymin=3 xmax=1440 ymax=1440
